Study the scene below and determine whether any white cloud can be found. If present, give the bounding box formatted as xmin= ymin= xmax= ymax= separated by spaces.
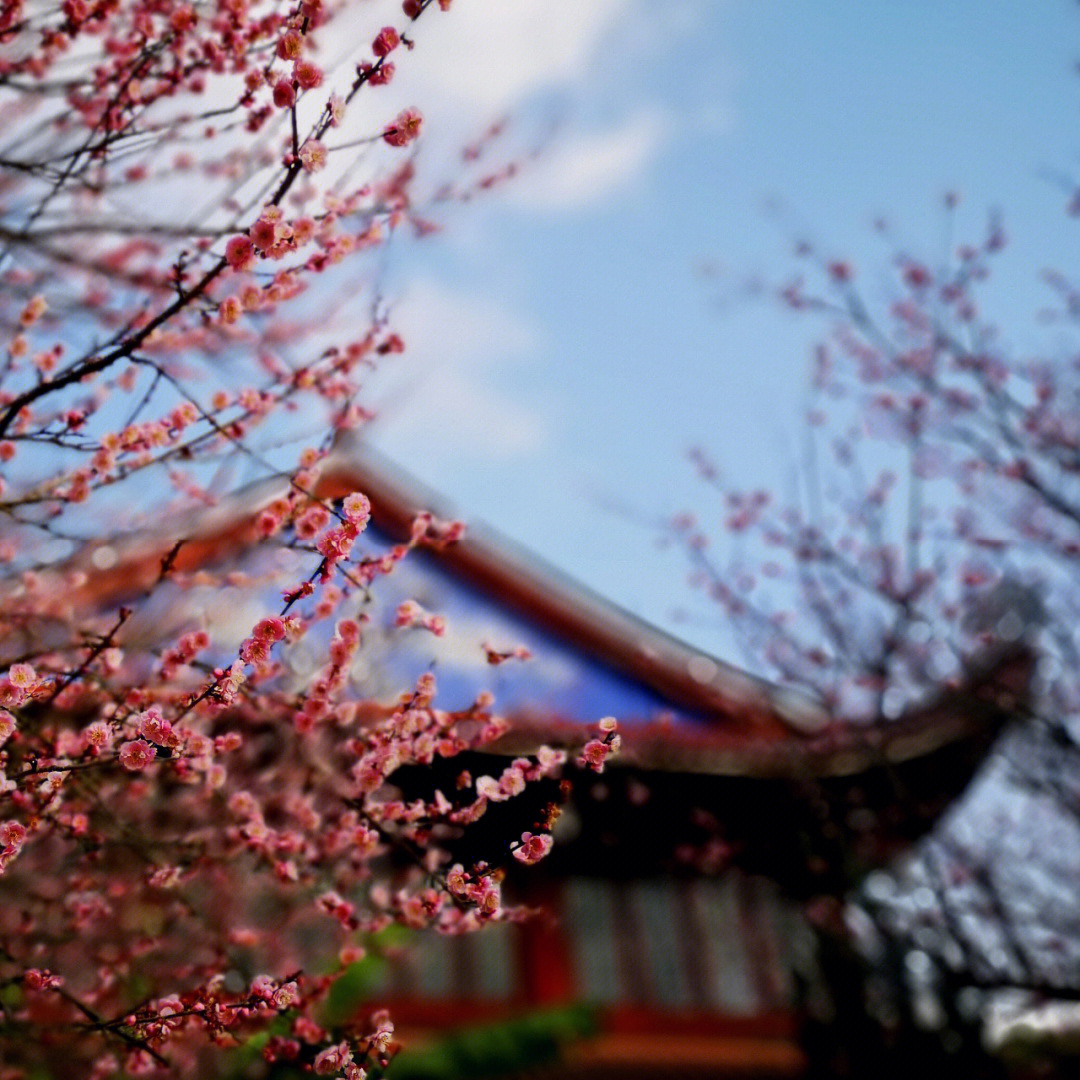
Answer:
xmin=392 ymin=275 xmax=534 ymax=361
xmin=336 ymin=0 xmax=633 ymax=120
xmin=503 ymin=108 xmax=668 ymax=211
xmin=368 ymin=278 xmax=545 ymax=458
xmin=317 ymin=3 xmax=715 ymax=461
xmin=317 ymin=2 xmax=710 ymax=218
xmin=401 ymin=0 xmax=634 ymax=109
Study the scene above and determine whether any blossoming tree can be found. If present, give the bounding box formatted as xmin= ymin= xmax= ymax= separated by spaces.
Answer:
xmin=0 ymin=1 xmax=614 ymax=1075
xmin=681 ymin=187 xmax=1080 ymax=1069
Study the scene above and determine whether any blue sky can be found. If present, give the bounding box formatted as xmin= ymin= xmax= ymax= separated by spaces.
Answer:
xmin=357 ymin=0 xmax=1080 ymax=666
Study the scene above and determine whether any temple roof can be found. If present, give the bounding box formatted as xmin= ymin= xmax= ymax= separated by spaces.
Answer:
xmin=26 ymin=434 xmax=1030 ymax=780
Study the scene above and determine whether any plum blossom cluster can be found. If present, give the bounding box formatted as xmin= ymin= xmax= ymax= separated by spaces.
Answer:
xmin=394 ymin=598 xmax=446 ymax=636
xmin=577 ymin=716 xmax=621 ymax=773
xmin=680 ymin=199 xmax=1080 ymax=720
xmin=512 ymin=830 xmax=554 ymax=865
xmin=484 ymin=643 xmax=533 ymax=665
xmin=0 ymin=0 xmax=569 ymax=1075
xmin=0 ymin=459 xmax=581 ymax=1073
xmin=0 ymin=0 xmax=456 ymax=517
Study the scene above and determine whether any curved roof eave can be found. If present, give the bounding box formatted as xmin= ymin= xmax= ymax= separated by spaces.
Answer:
xmin=15 ymin=433 xmax=1032 ymax=778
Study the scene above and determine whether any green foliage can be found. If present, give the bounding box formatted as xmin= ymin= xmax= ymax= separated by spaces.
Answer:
xmin=379 ymin=1004 xmax=598 ymax=1080
xmin=321 ymin=926 xmax=415 ymax=1029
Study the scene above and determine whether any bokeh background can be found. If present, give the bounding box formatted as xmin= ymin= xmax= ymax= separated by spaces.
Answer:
xmin=350 ymin=0 xmax=1080 ymax=667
